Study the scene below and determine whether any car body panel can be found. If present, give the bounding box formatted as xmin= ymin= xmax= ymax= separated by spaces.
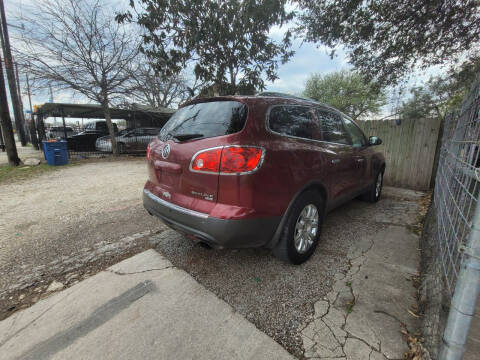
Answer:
xmin=144 ymin=95 xmax=385 ymax=248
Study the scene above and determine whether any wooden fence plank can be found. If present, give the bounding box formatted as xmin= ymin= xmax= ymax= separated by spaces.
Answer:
xmin=358 ymin=118 xmax=440 ymax=190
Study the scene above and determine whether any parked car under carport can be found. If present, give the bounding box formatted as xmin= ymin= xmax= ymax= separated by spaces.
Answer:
xmin=96 ymin=127 xmax=161 ymax=154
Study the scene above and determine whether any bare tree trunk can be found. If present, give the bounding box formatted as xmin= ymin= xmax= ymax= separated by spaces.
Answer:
xmin=101 ymin=95 xmax=118 ymax=156
xmin=0 ymin=0 xmax=27 ymax=146
xmin=28 ymin=118 xmax=39 ymax=150
xmin=0 ymin=52 xmax=19 ymax=165
xmin=37 ymin=115 xmax=47 ymax=144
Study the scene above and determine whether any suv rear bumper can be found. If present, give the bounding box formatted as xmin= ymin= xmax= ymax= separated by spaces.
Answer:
xmin=143 ymin=189 xmax=281 ymax=248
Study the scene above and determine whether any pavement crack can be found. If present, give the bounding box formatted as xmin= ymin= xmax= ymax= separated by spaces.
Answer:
xmin=107 ymin=266 xmax=175 ymax=276
xmin=373 ymin=310 xmax=409 ymax=332
xmin=345 ymin=331 xmax=380 ymax=352
xmin=0 ymin=286 xmax=79 ymax=348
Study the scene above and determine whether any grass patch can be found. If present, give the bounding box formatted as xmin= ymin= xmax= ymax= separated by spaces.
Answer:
xmin=0 ymin=163 xmax=74 ymax=184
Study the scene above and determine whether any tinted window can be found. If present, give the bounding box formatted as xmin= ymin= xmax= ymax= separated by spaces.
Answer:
xmin=342 ymin=116 xmax=367 ymax=147
xmin=97 ymin=122 xmax=107 ymax=130
xmin=269 ymin=105 xmax=318 ymax=140
xmin=316 ymin=110 xmax=351 ymax=145
xmin=159 ymin=101 xmax=247 ymax=141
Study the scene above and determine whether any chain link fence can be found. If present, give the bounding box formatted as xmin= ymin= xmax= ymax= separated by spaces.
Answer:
xmin=421 ymin=78 xmax=480 ymax=359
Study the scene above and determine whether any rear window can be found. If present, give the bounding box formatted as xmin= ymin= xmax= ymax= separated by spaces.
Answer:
xmin=159 ymin=101 xmax=247 ymax=141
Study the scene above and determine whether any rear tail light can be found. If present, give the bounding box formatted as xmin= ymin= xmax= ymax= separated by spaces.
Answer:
xmin=191 ymin=147 xmax=222 ymax=173
xmin=190 ymin=146 xmax=264 ymax=174
xmin=146 ymin=144 xmax=151 ymax=160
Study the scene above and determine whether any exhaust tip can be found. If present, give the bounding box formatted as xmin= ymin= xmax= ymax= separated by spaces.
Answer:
xmin=198 ymin=242 xmax=212 ymax=249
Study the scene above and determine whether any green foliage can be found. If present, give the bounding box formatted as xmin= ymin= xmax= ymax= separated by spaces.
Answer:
xmin=118 ymin=0 xmax=295 ymax=95
xmin=399 ymin=59 xmax=480 ymax=120
xmin=296 ymin=0 xmax=480 ymax=85
xmin=303 ymin=71 xmax=386 ymax=120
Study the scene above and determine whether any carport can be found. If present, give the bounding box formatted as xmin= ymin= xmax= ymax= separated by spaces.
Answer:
xmin=33 ymin=103 xmax=175 ymax=141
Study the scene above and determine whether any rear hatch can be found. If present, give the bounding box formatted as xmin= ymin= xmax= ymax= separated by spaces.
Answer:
xmin=148 ymin=100 xmax=248 ymax=214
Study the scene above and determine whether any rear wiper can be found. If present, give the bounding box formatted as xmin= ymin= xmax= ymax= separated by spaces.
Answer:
xmin=171 ymin=133 xmax=204 ymax=142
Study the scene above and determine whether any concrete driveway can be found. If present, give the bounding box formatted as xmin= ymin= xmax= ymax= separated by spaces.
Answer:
xmin=0 ymin=250 xmax=293 ymax=360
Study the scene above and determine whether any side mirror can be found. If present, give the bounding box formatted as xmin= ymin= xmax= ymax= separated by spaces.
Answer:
xmin=369 ymin=136 xmax=382 ymax=146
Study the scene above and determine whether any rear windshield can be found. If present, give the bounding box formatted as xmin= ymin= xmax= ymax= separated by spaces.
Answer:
xmin=159 ymin=101 xmax=248 ymax=141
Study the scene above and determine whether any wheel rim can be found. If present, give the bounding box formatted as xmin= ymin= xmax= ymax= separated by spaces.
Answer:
xmin=376 ymin=173 xmax=383 ymax=198
xmin=294 ymin=204 xmax=319 ymax=254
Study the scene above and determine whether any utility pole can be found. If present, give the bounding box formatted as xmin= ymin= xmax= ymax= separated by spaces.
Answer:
xmin=0 ymin=0 xmax=26 ymax=146
xmin=26 ymin=73 xmax=38 ymax=149
xmin=0 ymin=52 xmax=19 ymax=165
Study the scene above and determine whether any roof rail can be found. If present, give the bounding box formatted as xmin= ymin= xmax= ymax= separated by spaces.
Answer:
xmin=257 ymin=92 xmax=329 ymax=107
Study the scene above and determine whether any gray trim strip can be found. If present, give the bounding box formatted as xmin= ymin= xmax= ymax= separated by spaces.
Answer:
xmin=143 ymin=189 xmax=209 ymax=219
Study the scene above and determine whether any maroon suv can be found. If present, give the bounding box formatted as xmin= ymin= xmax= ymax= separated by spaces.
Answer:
xmin=143 ymin=93 xmax=385 ymax=264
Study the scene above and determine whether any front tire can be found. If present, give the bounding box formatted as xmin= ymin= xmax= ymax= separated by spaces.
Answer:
xmin=362 ymin=170 xmax=384 ymax=203
xmin=273 ymin=190 xmax=324 ymax=265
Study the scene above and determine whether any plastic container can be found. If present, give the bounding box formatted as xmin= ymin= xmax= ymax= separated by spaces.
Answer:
xmin=42 ymin=140 xmax=69 ymax=166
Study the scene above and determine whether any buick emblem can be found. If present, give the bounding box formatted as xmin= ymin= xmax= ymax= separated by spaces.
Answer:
xmin=162 ymin=144 xmax=171 ymax=159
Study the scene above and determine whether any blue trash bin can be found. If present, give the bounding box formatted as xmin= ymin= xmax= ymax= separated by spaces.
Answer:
xmin=42 ymin=140 xmax=69 ymax=166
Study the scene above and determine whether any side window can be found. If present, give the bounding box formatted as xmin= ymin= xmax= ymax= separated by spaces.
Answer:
xmin=342 ymin=116 xmax=367 ymax=148
xmin=269 ymin=105 xmax=318 ymax=140
xmin=316 ymin=110 xmax=351 ymax=145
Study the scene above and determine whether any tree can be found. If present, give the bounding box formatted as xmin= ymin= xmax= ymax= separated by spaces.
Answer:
xmin=118 ymin=0 xmax=294 ymax=95
xmin=125 ymin=61 xmax=200 ymax=109
xmin=303 ymin=71 xmax=386 ymax=120
xmin=14 ymin=0 xmax=139 ymax=155
xmin=296 ymin=0 xmax=480 ymax=85
xmin=398 ymin=59 xmax=480 ymax=121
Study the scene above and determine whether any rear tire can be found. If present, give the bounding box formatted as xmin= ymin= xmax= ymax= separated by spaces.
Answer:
xmin=362 ymin=170 xmax=384 ymax=203
xmin=273 ymin=190 xmax=324 ymax=265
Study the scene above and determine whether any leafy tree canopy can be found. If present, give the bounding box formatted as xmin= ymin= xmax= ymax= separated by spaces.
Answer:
xmin=296 ymin=0 xmax=480 ymax=85
xmin=118 ymin=0 xmax=294 ymax=95
xmin=399 ymin=58 xmax=480 ymax=120
xmin=303 ymin=70 xmax=386 ymax=120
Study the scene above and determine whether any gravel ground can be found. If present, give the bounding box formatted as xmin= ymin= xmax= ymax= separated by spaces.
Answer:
xmin=0 ymin=158 xmax=423 ymax=358
xmin=0 ymin=158 xmax=166 ymax=292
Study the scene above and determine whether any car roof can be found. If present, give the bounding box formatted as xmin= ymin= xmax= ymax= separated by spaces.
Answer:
xmin=182 ymin=93 xmax=340 ymax=113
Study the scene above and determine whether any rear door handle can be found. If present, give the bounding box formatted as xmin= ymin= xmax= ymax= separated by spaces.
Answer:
xmin=331 ymin=159 xmax=341 ymax=164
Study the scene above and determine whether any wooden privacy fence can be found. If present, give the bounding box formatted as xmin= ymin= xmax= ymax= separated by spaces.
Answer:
xmin=357 ymin=118 xmax=442 ymax=191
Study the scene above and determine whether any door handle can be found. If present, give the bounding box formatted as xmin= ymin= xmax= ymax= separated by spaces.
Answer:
xmin=331 ymin=159 xmax=341 ymax=164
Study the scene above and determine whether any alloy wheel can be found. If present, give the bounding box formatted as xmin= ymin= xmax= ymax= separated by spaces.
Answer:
xmin=294 ymin=204 xmax=319 ymax=254
xmin=376 ymin=172 xmax=383 ymax=198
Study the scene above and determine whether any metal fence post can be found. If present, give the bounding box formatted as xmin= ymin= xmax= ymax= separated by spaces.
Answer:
xmin=440 ymin=198 xmax=480 ymax=359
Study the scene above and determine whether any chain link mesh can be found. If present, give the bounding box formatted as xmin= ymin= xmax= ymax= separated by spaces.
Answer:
xmin=434 ymin=87 xmax=480 ymax=295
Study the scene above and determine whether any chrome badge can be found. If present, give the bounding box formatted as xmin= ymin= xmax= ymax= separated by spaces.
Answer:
xmin=162 ymin=144 xmax=171 ymax=159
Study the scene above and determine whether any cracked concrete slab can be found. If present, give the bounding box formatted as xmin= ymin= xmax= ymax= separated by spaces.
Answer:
xmin=0 ymin=250 xmax=293 ymax=360
xmin=301 ymin=189 xmax=422 ymax=360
